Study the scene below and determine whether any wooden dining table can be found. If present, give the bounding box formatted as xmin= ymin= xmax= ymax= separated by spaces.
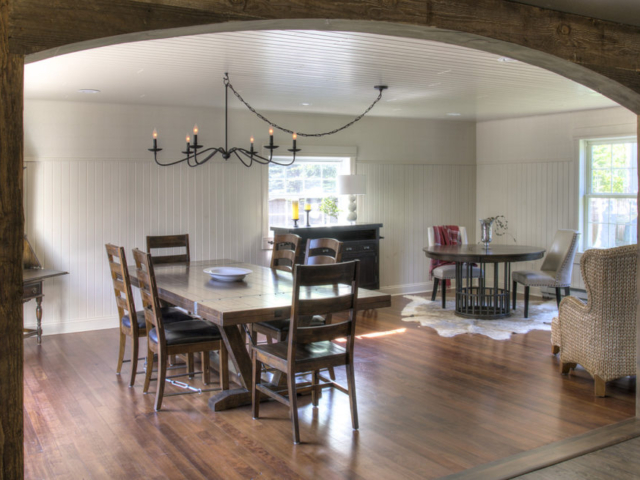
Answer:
xmin=129 ymin=259 xmax=391 ymax=411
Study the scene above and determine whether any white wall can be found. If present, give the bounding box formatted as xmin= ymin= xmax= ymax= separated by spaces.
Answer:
xmin=23 ymin=99 xmax=476 ymax=334
xmin=476 ymin=106 xmax=637 ymax=293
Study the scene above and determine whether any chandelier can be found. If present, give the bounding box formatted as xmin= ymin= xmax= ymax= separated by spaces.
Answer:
xmin=149 ymin=73 xmax=387 ymax=168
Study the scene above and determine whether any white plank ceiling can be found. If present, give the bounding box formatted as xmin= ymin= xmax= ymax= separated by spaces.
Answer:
xmin=25 ymin=30 xmax=618 ymax=121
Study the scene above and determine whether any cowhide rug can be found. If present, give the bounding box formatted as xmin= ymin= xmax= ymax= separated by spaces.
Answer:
xmin=401 ymin=295 xmax=557 ymax=340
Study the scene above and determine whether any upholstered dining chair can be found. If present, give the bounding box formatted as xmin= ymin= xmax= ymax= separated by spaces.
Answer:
xmin=132 ymin=248 xmax=229 ymax=410
xmin=146 ymin=234 xmax=190 ymax=265
xmin=106 ymin=244 xmax=195 ymax=387
xmin=427 ymin=226 xmax=481 ymax=308
xmin=512 ymin=229 xmax=580 ymax=317
xmin=252 ymin=260 xmax=361 ymax=444
xmin=551 ymin=245 xmax=637 ymax=397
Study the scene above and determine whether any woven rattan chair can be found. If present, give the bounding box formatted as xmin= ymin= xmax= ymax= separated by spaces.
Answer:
xmin=551 ymin=244 xmax=637 ymax=397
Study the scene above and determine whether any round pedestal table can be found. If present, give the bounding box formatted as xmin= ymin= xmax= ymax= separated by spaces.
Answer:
xmin=423 ymin=244 xmax=545 ymax=319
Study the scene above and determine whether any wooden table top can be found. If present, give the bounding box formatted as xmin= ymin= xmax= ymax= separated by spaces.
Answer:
xmin=423 ymin=244 xmax=545 ymax=263
xmin=130 ymin=259 xmax=391 ymax=327
xmin=23 ymin=268 xmax=68 ymax=284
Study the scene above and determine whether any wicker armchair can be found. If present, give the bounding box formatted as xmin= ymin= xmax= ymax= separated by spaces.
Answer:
xmin=551 ymin=245 xmax=637 ymax=397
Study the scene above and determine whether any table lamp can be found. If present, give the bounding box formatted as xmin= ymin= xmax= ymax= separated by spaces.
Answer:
xmin=337 ymin=174 xmax=366 ymax=223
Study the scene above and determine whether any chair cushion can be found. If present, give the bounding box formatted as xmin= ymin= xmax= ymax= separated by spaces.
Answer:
xmin=255 ymin=315 xmax=325 ymax=333
xmin=433 ymin=264 xmax=481 ymax=280
xmin=512 ymin=270 xmax=563 ymax=287
xmin=122 ymin=307 xmax=193 ymax=330
xmin=254 ymin=340 xmax=346 ymax=369
xmin=149 ymin=319 xmax=222 ymax=346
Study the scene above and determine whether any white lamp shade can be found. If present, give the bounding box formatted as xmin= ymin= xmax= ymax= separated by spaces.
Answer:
xmin=337 ymin=174 xmax=367 ymax=195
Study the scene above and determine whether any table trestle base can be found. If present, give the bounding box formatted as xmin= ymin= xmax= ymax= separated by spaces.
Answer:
xmin=455 ymin=261 xmax=512 ymax=319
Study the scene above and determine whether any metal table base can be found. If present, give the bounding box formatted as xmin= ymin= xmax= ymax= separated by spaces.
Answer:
xmin=454 ymin=261 xmax=512 ymax=319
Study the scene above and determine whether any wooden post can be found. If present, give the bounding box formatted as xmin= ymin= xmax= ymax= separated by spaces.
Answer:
xmin=0 ymin=0 xmax=25 ymax=476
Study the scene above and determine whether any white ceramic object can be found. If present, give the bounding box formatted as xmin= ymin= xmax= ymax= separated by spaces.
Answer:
xmin=203 ymin=266 xmax=252 ymax=282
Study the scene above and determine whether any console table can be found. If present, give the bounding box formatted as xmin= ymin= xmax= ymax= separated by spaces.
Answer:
xmin=270 ymin=223 xmax=383 ymax=290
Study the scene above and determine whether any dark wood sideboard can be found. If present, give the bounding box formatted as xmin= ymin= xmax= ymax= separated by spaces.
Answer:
xmin=270 ymin=223 xmax=383 ymax=290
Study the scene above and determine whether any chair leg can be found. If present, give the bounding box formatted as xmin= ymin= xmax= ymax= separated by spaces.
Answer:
xmin=327 ymin=367 xmax=336 ymax=381
xmin=187 ymin=353 xmax=195 ymax=379
xmin=561 ymin=362 xmax=577 ymax=375
xmin=594 ymin=375 xmax=607 ymax=397
xmin=346 ymin=359 xmax=359 ymax=431
xmin=287 ymin=368 xmax=301 ymax=444
xmin=441 ymin=280 xmax=446 ymax=308
xmin=129 ymin=334 xmax=139 ymax=387
xmin=524 ymin=286 xmax=530 ymax=318
xmin=555 ymin=288 xmax=562 ymax=308
xmin=219 ymin=343 xmax=229 ymax=390
xmin=252 ymin=354 xmax=261 ymax=419
xmin=431 ymin=278 xmax=440 ymax=301
xmin=116 ymin=331 xmax=126 ymax=375
xmin=565 ymin=286 xmax=571 ymax=297
xmin=201 ymin=351 xmax=210 ymax=385
xmin=143 ymin=346 xmax=154 ymax=394
xmin=552 ymin=345 xmax=560 ymax=355
xmin=155 ymin=351 xmax=168 ymax=411
xmin=512 ymin=281 xmax=517 ymax=310
xmin=311 ymin=370 xmax=320 ymax=407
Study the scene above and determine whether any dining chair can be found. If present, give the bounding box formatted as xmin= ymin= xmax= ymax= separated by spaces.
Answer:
xmin=252 ymin=260 xmax=361 ymax=444
xmin=251 ymin=236 xmax=342 ymax=345
xmin=512 ymin=229 xmax=580 ymax=318
xmin=427 ymin=226 xmax=481 ymax=308
xmin=146 ymin=234 xmax=190 ymax=265
xmin=132 ymin=248 xmax=229 ymax=411
xmin=106 ymin=244 xmax=196 ymax=387
xmin=551 ymin=245 xmax=637 ymax=396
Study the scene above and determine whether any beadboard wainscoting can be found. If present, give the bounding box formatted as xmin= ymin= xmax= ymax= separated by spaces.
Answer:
xmin=23 ymin=159 xmax=268 ymax=334
xmin=357 ymin=163 xmax=477 ymax=294
xmin=476 ymin=160 xmax=583 ymax=294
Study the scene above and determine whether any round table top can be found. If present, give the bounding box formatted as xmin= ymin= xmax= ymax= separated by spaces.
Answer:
xmin=423 ymin=244 xmax=545 ymax=263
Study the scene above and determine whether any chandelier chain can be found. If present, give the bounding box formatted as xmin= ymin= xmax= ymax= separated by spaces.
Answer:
xmin=224 ymin=74 xmax=385 ymax=138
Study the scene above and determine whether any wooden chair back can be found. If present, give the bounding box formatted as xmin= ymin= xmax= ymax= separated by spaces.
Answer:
xmin=132 ymin=248 xmax=165 ymax=342
xmin=105 ymin=244 xmax=138 ymax=334
xmin=270 ymin=233 xmax=302 ymax=272
xmin=146 ymin=234 xmax=190 ymax=265
xmin=289 ymin=261 xmax=359 ymax=353
xmin=304 ymin=238 xmax=343 ymax=265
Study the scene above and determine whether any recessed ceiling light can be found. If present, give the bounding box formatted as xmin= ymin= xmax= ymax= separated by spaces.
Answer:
xmin=78 ymin=89 xmax=100 ymax=94
xmin=497 ymin=56 xmax=518 ymax=63
xmin=301 ymin=103 xmax=311 ymax=106
xmin=437 ymin=69 xmax=452 ymax=75
xmin=447 ymin=113 xmax=461 ymax=116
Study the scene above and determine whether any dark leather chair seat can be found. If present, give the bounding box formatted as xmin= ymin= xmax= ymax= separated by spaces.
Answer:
xmin=122 ymin=307 xmax=194 ymax=329
xmin=149 ymin=319 xmax=222 ymax=346
xmin=255 ymin=315 xmax=325 ymax=333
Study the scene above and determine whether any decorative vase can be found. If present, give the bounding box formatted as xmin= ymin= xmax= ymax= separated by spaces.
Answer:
xmin=479 ymin=218 xmax=495 ymax=248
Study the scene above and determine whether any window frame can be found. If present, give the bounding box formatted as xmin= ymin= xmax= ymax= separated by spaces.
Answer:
xmin=581 ymin=136 xmax=637 ymax=251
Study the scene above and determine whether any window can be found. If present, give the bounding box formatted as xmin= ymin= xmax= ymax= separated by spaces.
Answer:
xmin=268 ymin=156 xmax=350 ymax=227
xmin=582 ymin=138 xmax=638 ymax=249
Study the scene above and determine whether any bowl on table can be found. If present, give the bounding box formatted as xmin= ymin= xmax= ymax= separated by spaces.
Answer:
xmin=203 ymin=266 xmax=252 ymax=282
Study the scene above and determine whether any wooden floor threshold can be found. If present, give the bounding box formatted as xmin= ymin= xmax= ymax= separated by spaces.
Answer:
xmin=442 ymin=417 xmax=640 ymax=480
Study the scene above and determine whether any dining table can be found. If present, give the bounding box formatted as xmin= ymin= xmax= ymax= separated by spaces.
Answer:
xmin=423 ymin=244 xmax=545 ymax=319
xmin=129 ymin=259 xmax=391 ymax=411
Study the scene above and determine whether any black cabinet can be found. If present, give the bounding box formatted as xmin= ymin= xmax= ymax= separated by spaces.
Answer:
xmin=270 ymin=223 xmax=383 ymax=290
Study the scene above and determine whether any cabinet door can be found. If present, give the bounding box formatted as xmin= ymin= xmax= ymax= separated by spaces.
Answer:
xmin=343 ymin=251 xmax=378 ymax=290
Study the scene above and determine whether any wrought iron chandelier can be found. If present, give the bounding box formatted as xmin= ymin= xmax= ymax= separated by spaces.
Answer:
xmin=149 ymin=73 xmax=387 ymax=168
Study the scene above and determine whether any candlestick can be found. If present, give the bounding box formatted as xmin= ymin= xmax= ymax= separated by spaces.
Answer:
xmin=292 ymin=200 xmax=299 ymax=221
xmin=305 ymin=209 xmax=310 ymax=227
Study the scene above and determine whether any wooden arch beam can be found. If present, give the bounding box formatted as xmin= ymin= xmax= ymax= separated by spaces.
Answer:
xmin=8 ymin=0 xmax=640 ymax=110
xmin=2 ymin=0 xmax=640 ymax=478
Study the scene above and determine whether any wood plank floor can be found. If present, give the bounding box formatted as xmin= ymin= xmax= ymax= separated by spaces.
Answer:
xmin=24 ymin=294 xmax=636 ymax=479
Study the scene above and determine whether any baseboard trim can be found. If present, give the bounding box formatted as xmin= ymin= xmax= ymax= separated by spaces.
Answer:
xmin=442 ymin=418 xmax=640 ymax=480
xmin=24 ymin=315 xmax=119 ymax=336
xmin=379 ymin=282 xmax=431 ymax=296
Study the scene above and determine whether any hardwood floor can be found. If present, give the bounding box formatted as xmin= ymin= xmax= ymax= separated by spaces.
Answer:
xmin=24 ymin=294 xmax=635 ymax=479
